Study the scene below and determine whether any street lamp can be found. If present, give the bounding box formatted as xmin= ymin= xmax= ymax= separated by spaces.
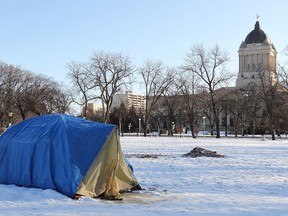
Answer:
xmin=8 ymin=112 xmax=13 ymax=126
xmin=128 ymin=123 xmax=132 ymax=133
xmin=139 ymin=118 xmax=141 ymax=136
xmin=202 ymin=116 xmax=206 ymax=137
xmin=241 ymin=93 xmax=248 ymax=137
xmin=171 ymin=122 xmax=175 ymax=136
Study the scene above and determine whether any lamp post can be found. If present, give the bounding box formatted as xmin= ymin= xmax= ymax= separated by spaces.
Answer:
xmin=171 ymin=122 xmax=175 ymax=136
xmin=147 ymin=123 xmax=150 ymax=134
xmin=202 ymin=116 xmax=206 ymax=137
xmin=139 ymin=118 xmax=141 ymax=136
xmin=8 ymin=112 xmax=13 ymax=126
xmin=241 ymin=93 xmax=248 ymax=138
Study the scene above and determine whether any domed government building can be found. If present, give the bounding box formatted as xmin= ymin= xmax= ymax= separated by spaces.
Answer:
xmin=110 ymin=18 xmax=283 ymax=137
xmin=235 ymin=20 xmax=277 ymax=90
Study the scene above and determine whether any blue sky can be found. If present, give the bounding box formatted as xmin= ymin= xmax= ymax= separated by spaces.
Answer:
xmin=1 ymin=0 xmax=288 ymax=93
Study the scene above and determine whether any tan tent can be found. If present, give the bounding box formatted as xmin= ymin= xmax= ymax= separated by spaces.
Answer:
xmin=76 ymin=127 xmax=140 ymax=199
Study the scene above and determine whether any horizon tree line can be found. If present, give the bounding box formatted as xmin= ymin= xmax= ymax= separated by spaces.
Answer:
xmin=0 ymin=62 xmax=71 ymax=130
xmin=1 ymin=44 xmax=288 ymax=140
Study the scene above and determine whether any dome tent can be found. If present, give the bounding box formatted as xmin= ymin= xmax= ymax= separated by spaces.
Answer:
xmin=0 ymin=114 xmax=139 ymax=199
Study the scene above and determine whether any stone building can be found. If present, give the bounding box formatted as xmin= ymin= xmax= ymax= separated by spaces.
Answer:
xmin=236 ymin=20 xmax=277 ymax=90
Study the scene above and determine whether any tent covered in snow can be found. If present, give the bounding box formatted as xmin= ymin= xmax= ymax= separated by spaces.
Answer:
xmin=0 ymin=114 xmax=139 ymax=198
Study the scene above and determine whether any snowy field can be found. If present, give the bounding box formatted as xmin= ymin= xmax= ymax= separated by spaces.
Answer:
xmin=1 ymin=136 xmax=288 ymax=216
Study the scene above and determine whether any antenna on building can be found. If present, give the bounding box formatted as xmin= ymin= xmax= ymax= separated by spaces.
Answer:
xmin=256 ymin=14 xmax=260 ymax=21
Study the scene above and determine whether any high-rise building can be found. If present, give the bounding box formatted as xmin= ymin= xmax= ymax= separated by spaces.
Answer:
xmin=82 ymin=102 xmax=99 ymax=117
xmin=86 ymin=103 xmax=98 ymax=116
xmin=111 ymin=91 xmax=145 ymax=116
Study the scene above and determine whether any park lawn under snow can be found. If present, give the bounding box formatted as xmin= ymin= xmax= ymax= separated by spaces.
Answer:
xmin=0 ymin=136 xmax=288 ymax=216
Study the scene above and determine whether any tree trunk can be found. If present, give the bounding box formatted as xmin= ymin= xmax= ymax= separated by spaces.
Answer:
xmin=271 ymin=127 xmax=276 ymax=140
xmin=189 ymin=123 xmax=195 ymax=138
xmin=215 ymin=118 xmax=220 ymax=138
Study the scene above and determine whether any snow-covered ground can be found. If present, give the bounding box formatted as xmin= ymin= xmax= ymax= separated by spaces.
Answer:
xmin=1 ymin=136 xmax=288 ymax=216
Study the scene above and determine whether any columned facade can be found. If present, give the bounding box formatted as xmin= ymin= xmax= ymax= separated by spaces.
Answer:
xmin=236 ymin=21 xmax=277 ymax=90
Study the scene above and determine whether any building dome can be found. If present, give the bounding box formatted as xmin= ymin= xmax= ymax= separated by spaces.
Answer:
xmin=236 ymin=20 xmax=277 ymax=90
xmin=244 ymin=21 xmax=271 ymax=44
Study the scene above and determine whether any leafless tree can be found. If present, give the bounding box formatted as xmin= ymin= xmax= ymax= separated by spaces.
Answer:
xmin=0 ymin=62 xmax=71 ymax=123
xmin=67 ymin=61 xmax=97 ymax=119
xmin=12 ymin=72 xmax=70 ymax=120
xmin=256 ymin=68 xmax=283 ymax=140
xmin=278 ymin=63 xmax=288 ymax=90
xmin=225 ymin=89 xmax=258 ymax=137
xmin=0 ymin=61 xmax=71 ymax=127
xmin=90 ymin=51 xmax=133 ymax=123
xmin=0 ymin=62 xmax=23 ymax=126
xmin=13 ymin=71 xmax=36 ymax=120
xmin=277 ymin=48 xmax=288 ymax=132
xmin=176 ymin=69 xmax=201 ymax=138
xmin=139 ymin=60 xmax=175 ymax=136
xmin=27 ymin=75 xmax=58 ymax=116
xmin=52 ymin=84 xmax=73 ymax=114
xmin=184 ymin=44 xmax=233 ymax=138
xmin=39 ymin=80 xmax=71 ymax=114
xmin=161 ymin=70 xmax=181 ymax=136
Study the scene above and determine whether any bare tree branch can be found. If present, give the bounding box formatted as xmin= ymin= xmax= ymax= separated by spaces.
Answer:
xmin=184 ymin=44 xmax=232 ymax=138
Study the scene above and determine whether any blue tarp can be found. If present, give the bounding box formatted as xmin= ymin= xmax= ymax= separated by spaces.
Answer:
xmin=0 ymin=114 xmax=116 ymax=197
